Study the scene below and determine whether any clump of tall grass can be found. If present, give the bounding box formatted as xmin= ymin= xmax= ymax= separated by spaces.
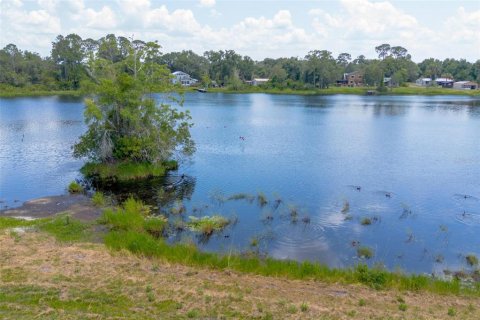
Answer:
xmin=361 ymin=217 xmax=372 ymax=226
xmin=100 ymin=197 xmax=151 ymax=232
xmin=187 ymin=215 xmax=230 ymax=236
xmin=257 ymin=192 xmax=268 ymax=207
xmin=357 ymin=246 xmax=374 ymax=259
xmin=68 ymin=181 xmax=83 ymax=194
xmin=91 ymin=191 xmax=107 ymax=207
xmin=144 ymin=216 xmax=168 ymax=238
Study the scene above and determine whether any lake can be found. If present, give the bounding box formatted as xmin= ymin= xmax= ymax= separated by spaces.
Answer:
xmin=1 ymin=93 xmax=479 ymax=275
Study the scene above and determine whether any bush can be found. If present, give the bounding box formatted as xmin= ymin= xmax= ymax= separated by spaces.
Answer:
xmin=68 ymin=181 xmax=83 ymax=194
xmin=92 ymin=191 xmax=106 ymax=207
xmin=100 ymin=197 xmax=150 ymax=232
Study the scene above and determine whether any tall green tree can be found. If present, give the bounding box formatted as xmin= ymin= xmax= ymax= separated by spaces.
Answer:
xmin=73 ymin=41 xmax=195 ymax=166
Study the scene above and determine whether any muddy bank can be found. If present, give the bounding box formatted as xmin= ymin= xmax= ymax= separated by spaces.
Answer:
xmin=0 ymin=194 xmax=101 ymax=222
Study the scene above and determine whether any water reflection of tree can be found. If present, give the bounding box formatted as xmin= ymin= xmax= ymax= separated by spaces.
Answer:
xmin=90 ymin=173 xmax=196 ymax=211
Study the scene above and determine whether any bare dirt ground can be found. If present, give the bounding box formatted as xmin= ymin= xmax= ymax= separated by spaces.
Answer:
xmin=0 ymin=231 xmax=478 ymax=319
xmin=0 ymin=194 xmax=102 ymax=221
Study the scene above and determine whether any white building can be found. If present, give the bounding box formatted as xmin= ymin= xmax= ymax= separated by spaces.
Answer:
xmin=415 ymin=78 xmax=432 ymax=86
xmin=171 ymin=71 xmax=198 ymax=86
xmin=252 ymin=78 xmax=270 ymax=86
xmin=453 ymin=81 xmax=478 ymax=90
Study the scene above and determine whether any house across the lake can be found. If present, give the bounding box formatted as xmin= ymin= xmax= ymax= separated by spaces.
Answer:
xmin=171 ymin=71 xmax=198 ymax=86
xmin=415 ymin=78 xmax=432 ymax=86
xmin=336 ymin=71 xmax=364 ymax=87
xmin=250 ymin=78 xmax=270 ymax=86
xmin=435 ymin=77 xmax=454 ymax=88
xmin=453 ymin=81 xmax=478 ymax=90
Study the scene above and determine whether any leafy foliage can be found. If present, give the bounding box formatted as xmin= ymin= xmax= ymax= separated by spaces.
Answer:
xmin=73 ymin=38 xmax=195 ymax=168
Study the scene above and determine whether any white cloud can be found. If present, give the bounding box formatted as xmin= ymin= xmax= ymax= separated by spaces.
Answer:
xmin=445 ymin=7 xmax=480 ymax=43
xmin=83 ymin=6 xmax=118 ymax=29
xmin=199 ymin=0 xmax=215 ymax=8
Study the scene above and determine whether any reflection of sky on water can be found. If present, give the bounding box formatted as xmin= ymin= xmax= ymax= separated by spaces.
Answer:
xmin=1 ymin=93 xmax=480 ymax=275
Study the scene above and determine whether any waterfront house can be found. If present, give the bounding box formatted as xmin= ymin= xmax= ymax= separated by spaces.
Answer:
xmin=453 ymin=81 xmax=478 ymax=90
xmin=336 ymin=71 xmax=364 ymax=87
xmin=415 ymin=78 xmax=432 ymax=86
xmin=435 ymin=78 xmax=454 ymax=88
xmin=171 ymin=71 xmax=198 ymax=86
xmin=251 ymin=78 xmax=270 ymax=86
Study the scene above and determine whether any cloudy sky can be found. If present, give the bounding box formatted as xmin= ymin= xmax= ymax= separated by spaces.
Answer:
xmin=1 ymin=0 xmax=479 ymax=62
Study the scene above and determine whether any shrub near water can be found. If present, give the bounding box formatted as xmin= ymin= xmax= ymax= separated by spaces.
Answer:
xmin=68 ymin=181 xmax=83 ymax=194
xmin=100 ymin=197 xmax=151 ymax=232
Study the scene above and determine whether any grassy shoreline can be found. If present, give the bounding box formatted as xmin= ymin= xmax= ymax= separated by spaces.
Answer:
xmin=2 ymin=85 xmax=479 ymax=98
xmin=1 ymin=199 xmax=479 ymax=318
xmin=1 ymin=202 xmax=478 ymax=298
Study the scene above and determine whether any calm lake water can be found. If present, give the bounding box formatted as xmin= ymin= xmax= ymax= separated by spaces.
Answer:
xmin=1 ymin=93 xmax=479 ymax=275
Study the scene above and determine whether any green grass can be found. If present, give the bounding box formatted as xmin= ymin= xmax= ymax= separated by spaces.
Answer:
xmin=104 ymin=227 xmax=480 ymax=296
xmin=187 ymin=215 xmax=230 ymax=236
xmin=0 ymin=215 xmax=91 ymax=242
xmin=0 ymin=84 xmax=82 ymax=98
xmin=38 ymin=215 xmax=92 ymax=242
xmin=0 ymin=217 xmax=38 ymax=230
xmin=91 ymin=191 xmax=107 ymax=207
xmin=81 ymin=160 xmax=178 ymax=181
xmin=68 ymin=181 xmax=83 ymax=194
xmin=3 ymin=199 xmax=480 ymax=298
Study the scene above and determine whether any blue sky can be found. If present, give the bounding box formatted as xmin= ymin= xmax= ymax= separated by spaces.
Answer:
xmin=1 ymin=0 xmax=479 ymax=61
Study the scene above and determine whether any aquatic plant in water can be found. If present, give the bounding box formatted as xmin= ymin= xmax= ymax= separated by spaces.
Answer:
xmin=341 ymin=200 xmax=350 ymax=213
xmin=357 ymin=246 xmax=374 ymax=259
xmin=187 ymin=215 xmax=230 ymax=236
xmin=466 ymin=254 xmax=478 ymax=267
xmin=227 ymin=193 xmax=255 ymax=202
xmin=257 ymin=192 xmax=268 ymax=207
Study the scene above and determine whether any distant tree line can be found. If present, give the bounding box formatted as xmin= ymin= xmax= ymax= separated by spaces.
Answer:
xmin=1 ymin=34 xmax=479 ymax=91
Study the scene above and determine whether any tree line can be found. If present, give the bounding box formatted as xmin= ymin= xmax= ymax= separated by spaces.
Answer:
xmin=1 ymin=33 xmax=479 ymax=91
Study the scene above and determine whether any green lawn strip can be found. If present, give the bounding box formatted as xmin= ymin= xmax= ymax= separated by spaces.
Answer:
xmin=0 ymin=215 xmax=93 ymax=242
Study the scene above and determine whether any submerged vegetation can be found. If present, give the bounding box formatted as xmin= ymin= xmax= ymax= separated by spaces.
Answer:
xmin=187 ymin=215 xmax=230 ymax=236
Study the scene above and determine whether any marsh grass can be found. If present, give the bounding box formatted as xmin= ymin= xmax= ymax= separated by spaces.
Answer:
xmin=257 ymin=192 xmax=268 ymax=207
xmin=227 ymin=193 xmax=255 ymax=202
xmin=357 ymin=246 xmax=374 ymax=259
xmin=92 ymin=191 xmax=107 ymax=207
xmin=466 ymin=254 xmax=478 ymax=267
xmin=81 ymin=161 xmax=177 ymax=181
xmin=68 ymin=181 xmax=83 ymax=194
xmin=187 ymin=215 xmax=230 ymax=236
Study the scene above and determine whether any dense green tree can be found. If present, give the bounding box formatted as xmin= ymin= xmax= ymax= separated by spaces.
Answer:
xmin=73 ymin=41 xmax=194 ymax=165
xmin=51 ymin=34 xmax=86 ymax=89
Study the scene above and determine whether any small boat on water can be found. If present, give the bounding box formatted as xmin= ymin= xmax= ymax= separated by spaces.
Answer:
xmin=196 ymin=88 xmax=207 ymax=93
